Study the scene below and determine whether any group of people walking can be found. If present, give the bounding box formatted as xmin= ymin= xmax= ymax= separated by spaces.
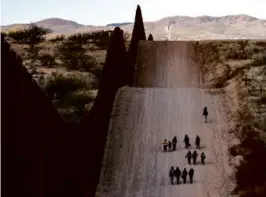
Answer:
xmin=166 ymin=106 xmax=209 ymax=185
xmin=185 ymin=150 xmax=206 ymax=165
xmin=162 ymin=136 xmax=177 ymax=152
xmin=169 ymin=166 xmax=194 ymax=184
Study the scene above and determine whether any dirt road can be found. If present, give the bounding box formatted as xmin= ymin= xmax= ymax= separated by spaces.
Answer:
xmin=96 ymin=42 xmax=235 ymax=197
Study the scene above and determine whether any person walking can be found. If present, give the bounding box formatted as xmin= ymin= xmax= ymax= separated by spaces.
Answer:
xmin=169 ymin=166 xmax=175 ymax=185
xmin=175 ymin=166 xmax=181 ymax=185
xmin=172 ymin=136 xmax=177 ymax=151
xmin=163 ymin=139 xmax=168 ymax=152
xmin=168 ymin=141 xmax=172 ymax=152
xmin=203 ymin=106 xmax=208 ymax=123
xmin=188 ymin=168 xmax=194 ymax=184
xmin=201 ymin=152 xmax=206 ymax=165
xmin=185 ymin=150 xmax=192 ymax=165
xmin=192 ymin=150 xmax=198 ymax=165
xmin=183 ymin=134 xmax=190 ymax=149
xmin=181 ymin=168 xmax=188 ymax=184
xmin=195 ymin=135 xmax=201 ymax=149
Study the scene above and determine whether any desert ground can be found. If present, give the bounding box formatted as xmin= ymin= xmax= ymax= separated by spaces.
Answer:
xmin=96 ymin=42 xmax=237 ymax=197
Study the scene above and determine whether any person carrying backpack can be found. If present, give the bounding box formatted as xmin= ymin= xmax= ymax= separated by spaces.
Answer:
xmin=189 ymin=168 xmax=195 ymax=184
xmin=203 ymin=106 xmax=208 ymax=123
xmin=172 ymin=136 xmax=177 ymax=151
xmin=185 ymin=150 xmax=192 ymax=165
xmin=201 ymin=152 xmax=206 ymax=165
xmin=168 ymin=141 xmax=172 ymax=152
xmin=175 ymin=166 xmax=181 ymax=184
xmin=192 ymin=150 xmax=198 ymax=165
xmin=195 ymin=135 xmax=201 ymax=149
xmin=181 ymin=168 xmax=188 ymax=184
xmin=183 ymin=134 xmax=190 ymax=149
xmin=169 ymin=166 xmax=175 ymax=185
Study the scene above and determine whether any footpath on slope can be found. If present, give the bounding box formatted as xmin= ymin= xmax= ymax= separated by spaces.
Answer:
xmin=96 ymin=41 xmax=236 ymax=197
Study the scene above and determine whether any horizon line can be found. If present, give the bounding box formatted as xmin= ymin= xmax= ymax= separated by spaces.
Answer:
xmin=1 ymin=13 xmax=265 ymax=27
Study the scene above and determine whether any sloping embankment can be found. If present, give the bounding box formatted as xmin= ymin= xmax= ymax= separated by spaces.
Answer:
xmin=96 ymin=41 xmax=237 ymax=197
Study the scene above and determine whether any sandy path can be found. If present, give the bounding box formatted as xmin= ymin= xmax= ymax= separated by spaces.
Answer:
xmin=96 ymin=41 xmax=234 ymax=197
xmin=134 ymin=41 xmax=200 ymax=88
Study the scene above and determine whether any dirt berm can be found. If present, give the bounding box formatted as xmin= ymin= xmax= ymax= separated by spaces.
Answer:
xmin=96 ymin=41 xmax=236 ymax=197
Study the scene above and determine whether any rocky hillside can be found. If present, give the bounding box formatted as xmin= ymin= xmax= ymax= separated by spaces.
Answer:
xmin=2 ymin=14 xmax=266 ymax=39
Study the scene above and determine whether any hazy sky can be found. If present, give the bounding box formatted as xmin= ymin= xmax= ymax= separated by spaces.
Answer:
xmin=1 ymin=0 xmax=266 ymax=26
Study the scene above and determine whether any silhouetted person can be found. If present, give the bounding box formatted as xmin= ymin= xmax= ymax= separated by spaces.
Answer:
xmin=192 ymin=150 xmax=198 ymax=165
xmin=195 ymin=135 xmax=201 ymax=149
xmin=189 ymin=168 xmax=194 ymax=184
xmin=148 ymin=34 xmax=154 ymax=41
xmin=172 ymin=136 xmax=177 ymax=151
xmin=168 ymin=141 xmax=172 ymax=152
xmin=201 ymin=152 xmax=206 ymax=165
xmin=181 ymin=168 xmax=188 ymax=184
xmin=175 ymin=167 xmax=181 ymax=185
xmin=183 ymin=134 xmax=190 ymax=148
xmin=163 ymin=139 xmax=168 ymax=152
xmin=203 ymin=106 xmax=208 ymax=123
xmin=169 ymin=166 xmax=175 ymax=185
xmin=185 ymin=151 xmax=192 ymax=165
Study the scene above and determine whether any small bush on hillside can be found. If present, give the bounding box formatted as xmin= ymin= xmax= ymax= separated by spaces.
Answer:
xmin=49 ymin=35 xmax=65 ymax=43
xmin=93 ymin=31 xmax=113 ymax=49
xmin=252 ymin=53 xmax=266 ymax=67
xmin=255 ymin=41 xmax=266 ymax=47
xmin=8 ymin=24 xmax=52 ymax=63
xmin=68 ymin=33 xmax=90 ymax=43
xmin=44 ymin=72 xmax=87 ymax=99
xmin=56 ymin=41 xmax=96 ymax=71
xmin=68 ymin=91 xmax=95 ymax=112
xmin=38 ymin=53 xmax=56 ymax=68
xmin=225 ymin=41 xmax=252 ymax=60
xmin=8 ymin=24 xmax=51 ymax=45
xmin=43 ymin=72 xmax=96 ymax=123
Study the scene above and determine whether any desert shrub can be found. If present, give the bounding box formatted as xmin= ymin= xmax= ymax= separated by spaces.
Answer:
xmin=226 ymin=48 xmax=246 ymax=60
xmin=224 ymin=41 xmax=252 ymax=60
xmin=43 ymin=72 xmax=96 ymax=122
xmin=38 ymin=53 xmax=56 ymax=68
xmin=8 ymin=24 xmax=52 ymax=63
xmin=44 ymin=72 xmax=87 ymax=99
xmin=67 ymin=30 xmax=114 ymax=49
xmin=68 ymin=91 xmax=95 ymax=112
xmin=49 ymin=35 xmax=65 ymax=43
xmin=89 ymin=64 xmax=103 ymax=79
xmin=193 ymin=42 xmax=220 ymax=66
xmin=251 ymin=53 xmax=266 ymax=67
xmin=93 ymin=30 xmax=113 ymax=49
xmin=26 ymin=45 xmax=43 ymax=63
xmin=68 ymin=33 xmax=90 ymax=43
xmin=8 ymin=24 xmax=51 ymax=45
xmin=56 ymin=41 xmax=96 ymax=71
xmin=255 ymin=41 xmax=266 ymax=47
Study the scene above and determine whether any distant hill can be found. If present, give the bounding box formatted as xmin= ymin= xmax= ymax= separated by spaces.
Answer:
xmin=1 ymin=18 xmax=84 ymax=34
xmin=2 ymin=14 xmax=266 ymax=39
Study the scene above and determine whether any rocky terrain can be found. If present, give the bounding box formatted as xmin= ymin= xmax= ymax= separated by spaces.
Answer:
xmin=2 ymin=14 xmax=266 ymax=39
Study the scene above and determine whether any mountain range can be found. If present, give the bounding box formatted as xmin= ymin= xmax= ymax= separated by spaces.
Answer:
xmin=2 ymin=14 xmax=266 ymax=40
